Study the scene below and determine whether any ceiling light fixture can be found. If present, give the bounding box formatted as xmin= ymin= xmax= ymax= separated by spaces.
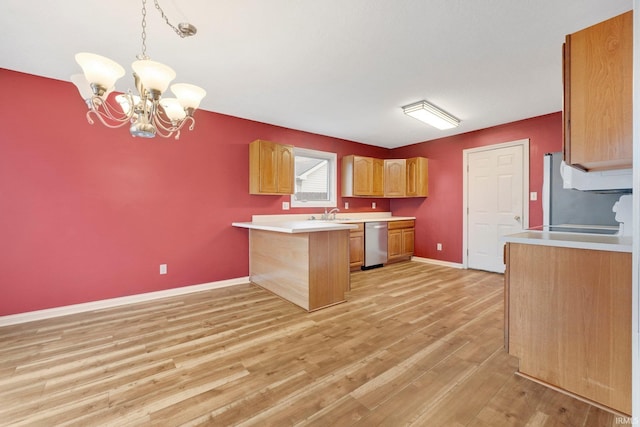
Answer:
xmin=71 ymin=0 xmax=206 ymax=139
xmin=402 ymin=100 xmax=460 ymax=130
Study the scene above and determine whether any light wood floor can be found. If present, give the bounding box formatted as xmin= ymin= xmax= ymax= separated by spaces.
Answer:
xmin=0 ymin=261 xmax=626 ymax=426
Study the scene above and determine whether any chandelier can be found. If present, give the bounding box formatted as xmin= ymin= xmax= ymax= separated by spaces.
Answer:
xmin=71 ymin=0 xmax=206 ymax=139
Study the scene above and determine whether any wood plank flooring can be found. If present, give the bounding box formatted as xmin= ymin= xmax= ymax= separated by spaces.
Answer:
xmin=0 ymin=261 xmax=627 ymax=426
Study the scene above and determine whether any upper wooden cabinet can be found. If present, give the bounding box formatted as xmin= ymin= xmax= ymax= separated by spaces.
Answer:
xmin=343 ymin=155 xmax=428 ymax=198
xmin=563 ymin=11 xmax=632 ymax=171
xmin=249 ymin=140 xmax=294 ymax=195
xmin=384 ymin=159 xmax=406 ymax=197
xmin=342 ymin=155 xmax=384 ymax=197
xmin=406 ymin=157 xmax=429 ymax=197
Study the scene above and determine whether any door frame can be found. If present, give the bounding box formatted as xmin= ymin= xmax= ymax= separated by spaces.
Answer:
xmin=462 ymin=139 xmax=530 ymax=269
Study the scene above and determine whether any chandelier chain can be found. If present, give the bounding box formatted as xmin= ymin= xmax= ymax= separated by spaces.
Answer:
xmin=138 ymin=0 xmax=191 ymax=60
xmin=139 ymin=0 xmax=149 ymax=59
xmin=154 ymin=0 xmax=189 ymax=38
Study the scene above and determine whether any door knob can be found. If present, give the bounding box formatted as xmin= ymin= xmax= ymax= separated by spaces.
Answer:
xmin=514 ymin=215 xmax=521 ymax=221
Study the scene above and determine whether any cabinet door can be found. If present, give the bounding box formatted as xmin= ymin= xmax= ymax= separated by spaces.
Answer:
xmin=353 ymin=156 xmax=373 ymax=195
xmin=387 ymin=229 xmax=403 ymax=260
xmin=564 ymin=11 xmax=632 ymax=171
xmin=349 ymin=232 xmax=364 ymax=270
xmin=249 ymin=140 xmax=294 ymax=195
xmin=384 ymin=159 xmax=406 ymax=197
xmin=371 ymin=158 xmax=384 ymax=197
xmin=402 ymin=228 xmax=415 ymax=257
xmin=276 ymin=144 xmax=294 ymax=194
xmin=260 ymin=140 xmax=278 ymax=193
xmin=406 ymin=157 xmax=429 ymax=197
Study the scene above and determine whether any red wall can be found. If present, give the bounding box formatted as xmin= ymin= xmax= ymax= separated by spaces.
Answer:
xmin=0 ymin=69 xmax=561 ymax=316
xmin=0 ymin=69 xmax=390 ymax=316
xmin=389 ymin=113 xmax=563 ymax=263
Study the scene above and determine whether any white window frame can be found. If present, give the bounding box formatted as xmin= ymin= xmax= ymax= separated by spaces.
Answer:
xmin=290 ymin=147 xmax=337 ymax=208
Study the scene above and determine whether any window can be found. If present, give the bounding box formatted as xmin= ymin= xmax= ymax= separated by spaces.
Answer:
xmin=291 ymin=147 xmax=337 ymax=208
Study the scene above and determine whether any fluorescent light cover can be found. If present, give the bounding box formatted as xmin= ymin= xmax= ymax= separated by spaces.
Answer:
xmin=402 ymin=100 xmax=460 ymax=130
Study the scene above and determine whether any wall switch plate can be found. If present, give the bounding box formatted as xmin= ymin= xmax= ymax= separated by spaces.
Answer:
xmin=344 ymin=202 xmax=349 ymax=209
xmin=437 ymin=243 xmax=442 ymax=251
xmin=282 ymin=201 xmax=290 ymax=210
xmin=372 ymin=202 xmax=376 ymax=209
xmin=160 ymin=264 xmax=167 ymax=275
xmin=530 ymin=192 xmax=538 ymax=201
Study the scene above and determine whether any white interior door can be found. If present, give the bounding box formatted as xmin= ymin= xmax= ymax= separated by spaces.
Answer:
xmin=466 ymin=143 xmax=527 ymax=273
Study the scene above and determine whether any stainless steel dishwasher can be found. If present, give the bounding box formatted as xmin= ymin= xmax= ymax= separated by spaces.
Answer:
xmin=363 ymin=222 xmax=388 ymax=269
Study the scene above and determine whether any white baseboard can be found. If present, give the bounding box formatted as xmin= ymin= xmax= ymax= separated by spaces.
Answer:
xmin=0 ymin=276 xmax=250 ymax=327
xmin=411 ymin=256 xmax=464 ymax=269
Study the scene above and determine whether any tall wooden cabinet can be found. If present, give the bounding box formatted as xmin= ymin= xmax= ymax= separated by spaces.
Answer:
xmin=249 ymin=140 xmax=294 ymax=195
xmin=563 ymin=11 xmax=632 ymax=171
xmin=342 ymin=155 xmax=384 ymax=197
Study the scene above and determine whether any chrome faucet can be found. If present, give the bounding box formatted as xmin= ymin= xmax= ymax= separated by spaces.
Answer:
xmin=321 ymin=208 xmax=340 ymax=220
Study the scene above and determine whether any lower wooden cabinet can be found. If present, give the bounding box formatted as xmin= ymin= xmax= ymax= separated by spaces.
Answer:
xmin=348 ymin=223 xmax=365 ymax=271
xmin=387 ymin=220 xmax=415 ymax=263
xmin=506 ymin=242 xmax=631 ymax=415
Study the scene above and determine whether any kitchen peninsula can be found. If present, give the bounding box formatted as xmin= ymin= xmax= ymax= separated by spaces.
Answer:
xmin=503 ymin=228 xmax=632 ymax=415
xmin=232 ymin=219 xmax=357 ymax=311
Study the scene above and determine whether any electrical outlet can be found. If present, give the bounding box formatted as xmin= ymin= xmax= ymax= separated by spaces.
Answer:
xmin=344 ymin=202 xmax=349 ymax=209
xmin=282 ymin=201 xmax=290 ymax=210
xmin=160 ymin=264 xmax=167 ymax=275
xmin=437 ymin=243 xmax=442 ymax=251
xmin=530 ymin=191 xmax=538 ymax=201
xmin=372 ymin=202 xmax=376 ymax=209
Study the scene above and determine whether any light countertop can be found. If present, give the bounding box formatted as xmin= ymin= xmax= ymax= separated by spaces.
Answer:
xmin=503 ymin=230 xmax=631 ymax=253
xmin=232 ymin=221 xmax=358 ymax=234
xmin=333 ymin=216 xmax=416 ymax=223
xmin=233 ymin=213 xmax=416 ymax=233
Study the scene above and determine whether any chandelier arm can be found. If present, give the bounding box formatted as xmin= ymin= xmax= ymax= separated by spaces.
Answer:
xmin=98 ymin=97 xmax=133 ymax=121
xmin=152 ymin=115 xmax=181 ymax=135
xmin=84 ymin=97 xmax=134 ymax=129
xmin=152 ymin=111 xmax=196 ymax=140
xmin=150 ymin=119 xmax=177 ymax=139
xmin=150 ymin=106 xmax=177 ymax=138
xmin=158 ymin=113 xmax=195 ymax=133
xmin=85 ymin=110 xmax=96 ymax=126
xmin=153 ymin=128 xmax=177 ymax=139
xmin=86 ymin=110 xmax=133 ymax=129
xmin=184 ymin=116 xmax=196 ymax=131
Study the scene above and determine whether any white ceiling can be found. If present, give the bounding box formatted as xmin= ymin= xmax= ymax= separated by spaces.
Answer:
xmin=0 ymin=1 xmax=632 ymax=148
